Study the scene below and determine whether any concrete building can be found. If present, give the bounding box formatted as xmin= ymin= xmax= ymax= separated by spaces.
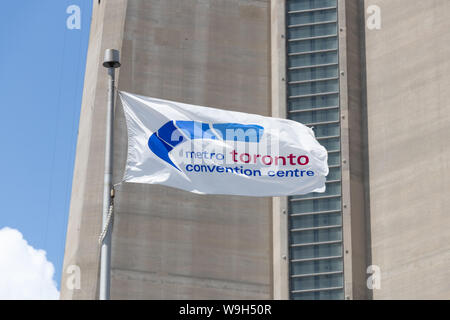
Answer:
xmin=60 ymin=0 xmax=450 ymax=300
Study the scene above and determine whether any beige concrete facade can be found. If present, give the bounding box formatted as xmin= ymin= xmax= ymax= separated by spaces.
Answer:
xmin=60 ymin=0 xmax=128 ymax=299
xmin=338 ymin=0 xmax=369 ymax=300
xmin=364 ymin=0 xmax=450 ymax=299
xmin=61 ymin=0 xmax=450 ymax=300
xmin=61 ymin=0 xmax=272 ymax=299
xmin=270 ymin=0 xmax=289 ymax=300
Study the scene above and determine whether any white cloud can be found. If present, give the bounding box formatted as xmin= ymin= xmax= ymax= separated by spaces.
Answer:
xmin=0 ymin=227 xmax=59 ymax=299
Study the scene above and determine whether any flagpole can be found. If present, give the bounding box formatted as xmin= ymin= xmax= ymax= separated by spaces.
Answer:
xmin=100 ymin=49 xmax=120 ymax=300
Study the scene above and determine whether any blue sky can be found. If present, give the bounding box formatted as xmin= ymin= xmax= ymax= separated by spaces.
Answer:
xmin=0 ymin=0 xmax=92 ymax=292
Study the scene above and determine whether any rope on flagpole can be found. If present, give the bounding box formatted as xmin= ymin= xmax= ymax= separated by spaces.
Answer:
xmin=99 ymin=198 xmax=114 ymax=245
xmin=97 ymin=180 xmax=125 ymax=244
xmin=98 ymin=180 xmax=124 ymax=245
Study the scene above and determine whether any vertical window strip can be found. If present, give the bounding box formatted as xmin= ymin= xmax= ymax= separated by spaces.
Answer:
xmin=285 ymin=0 xmax=343 ymax=300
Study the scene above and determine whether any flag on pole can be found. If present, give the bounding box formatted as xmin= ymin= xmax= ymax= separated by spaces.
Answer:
xmin=118 ymin=91 xmax=329 ymax=196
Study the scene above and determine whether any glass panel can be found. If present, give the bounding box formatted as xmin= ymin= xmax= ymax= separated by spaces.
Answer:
xmin=289 ymin=51 xmax=338 ymax=68
xmin=292 ymin=289 xmax=344 ymax=300
xmin=311 ymin=123 xmax=340 ymax=137
xmin=290 ymin=228 xmax=342 ymax=243
xmin=289 ymin=108 xmax=339 ymax=124
xmin=287 ymin=9 xmax=337 ymax=26
xmin=324 ymin=181 xmax=341 ymax=196
xmin=290 ymin=212 xmax=342 ymax=229
xmin=327 ymin=166 xmax=341 ymax=181
xmin=291 ymin=258 xmax=343 ymax=275
xmin=287 ymin=0 xmax=337 ymax=11
xmin=290 ymin=242 xmax=342 ymax=260
xmin=290 ymin=197 xmax=341 ymax=213
xmin=327 ymin=152 xmax=340 ymax=166
xmin=288 ymin=65 xmax=338 ymax=82
xmin=288 ymin=93 xmax=339 ymax=111
xmin=319 ymin=137 xmax=340 ymax=151
xmin=291 ymin=273 xmax=343 ymax=291
xmin=288 ymin=80 xmax=339 ymax=97
xmin=288 ymin=23 xmax=337 ymax=39
xmin=292 ymin=181 xmax=341 ymax=200
xmin=288 ymin=37 xmax=337 ymax=54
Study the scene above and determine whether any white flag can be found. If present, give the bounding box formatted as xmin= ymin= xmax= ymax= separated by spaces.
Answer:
xmin=118 ymin=91 xmax=329 ymax=196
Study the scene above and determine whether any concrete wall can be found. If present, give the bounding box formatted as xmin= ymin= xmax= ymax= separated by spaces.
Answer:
xmin=270 ymin=0 xmax=289 ymax=300
xmin=61 ymin=0 xmax=272 ymax=299
xmin=60 ymin=0 xmax=128 ymax=300
xmin=364 ymin=0 xmax=450 ymax=299
xmin=61 ymin=0 xmax=450 ymax=301
xmin=338 ymin=0 xmax=369 ymax=300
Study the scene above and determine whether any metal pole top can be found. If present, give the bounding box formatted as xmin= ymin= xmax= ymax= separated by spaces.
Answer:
xmin=103 ymin=49 xmax=121 ymax=68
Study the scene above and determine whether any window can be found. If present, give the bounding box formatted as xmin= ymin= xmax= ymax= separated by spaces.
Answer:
xmin=286 ymin=0 xmax=343 ymax=300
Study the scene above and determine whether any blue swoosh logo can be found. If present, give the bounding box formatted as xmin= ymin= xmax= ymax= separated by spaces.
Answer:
xmin=148 ymin=121 xmax=264 ymax=170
